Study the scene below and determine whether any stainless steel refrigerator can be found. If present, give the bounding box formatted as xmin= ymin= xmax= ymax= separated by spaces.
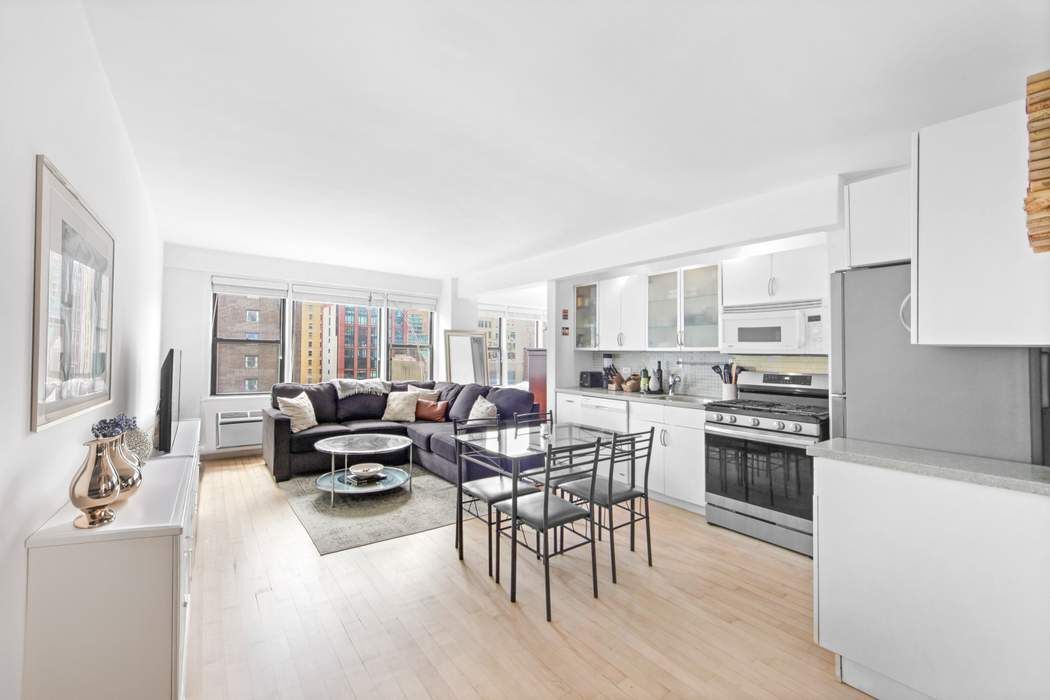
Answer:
xmin=831 ymin=263 xmax=1047 ymax=464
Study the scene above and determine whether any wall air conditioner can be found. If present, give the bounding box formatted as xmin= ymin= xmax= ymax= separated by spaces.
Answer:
xmin=216 ymin=410 xmax=264 ymax=449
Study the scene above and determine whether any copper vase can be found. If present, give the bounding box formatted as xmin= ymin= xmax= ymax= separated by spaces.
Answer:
xmin=70 ymin=437 xmax=121 ymax=528
xmin=109 ymin=434 xmax=143 ymax=501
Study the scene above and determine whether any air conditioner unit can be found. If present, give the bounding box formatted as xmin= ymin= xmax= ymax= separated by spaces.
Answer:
xmin=216 ymin=410 xmax=264 ymax=449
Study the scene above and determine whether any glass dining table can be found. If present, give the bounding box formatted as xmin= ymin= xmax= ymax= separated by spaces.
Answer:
xmin=451 ymin=421 xmax=618 ymax=601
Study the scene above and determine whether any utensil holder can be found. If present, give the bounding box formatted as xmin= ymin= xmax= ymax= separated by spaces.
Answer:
xmin=721 ymin=384 xmax=738 ymax=400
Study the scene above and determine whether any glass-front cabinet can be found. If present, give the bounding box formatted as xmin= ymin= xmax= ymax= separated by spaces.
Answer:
xmin=647 ymin=271 xmax=679 ymax=348
xmin=646 ymin=264 xmax=720 ymax=350
xmin=574 ymin=283 xmax=598 ymax=349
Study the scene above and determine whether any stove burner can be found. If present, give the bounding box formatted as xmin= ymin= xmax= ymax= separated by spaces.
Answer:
xmin=706 ymin=399 xmax=830 ymax=420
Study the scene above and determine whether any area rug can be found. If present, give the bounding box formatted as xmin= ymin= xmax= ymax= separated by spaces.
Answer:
xmin=277 ymin=467 xmax=456 ymax=555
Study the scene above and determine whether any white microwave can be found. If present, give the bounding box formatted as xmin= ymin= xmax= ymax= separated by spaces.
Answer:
xmin=720 ymin=303 xmax=827 ymax=354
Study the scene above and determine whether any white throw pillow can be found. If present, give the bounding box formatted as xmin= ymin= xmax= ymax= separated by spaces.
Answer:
xmin=467 ymin=395 xmax=498 ymax=420
xmin=407 ymin=385 xmax=440 ymax=402
xmin=382 ymin=391 xmax=418 ymax=422
xmin=276 ymin=392 xmax=318 ymax=433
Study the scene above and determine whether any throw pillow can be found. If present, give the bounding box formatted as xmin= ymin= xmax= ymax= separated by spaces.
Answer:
xmin=467 ymin=395 xmax=498 ymax=420
xmin=448 ymin=383 xmax=490 ymax=422
xmin=382 ymin=391 xmax=418 ymax=422
xmin=415 ymin=399 xmax=448 ymax=421
xmin=407 ymin=384 xmax=440 ymax=402
xmin=276 ymin=392 xmax=318 ymax=433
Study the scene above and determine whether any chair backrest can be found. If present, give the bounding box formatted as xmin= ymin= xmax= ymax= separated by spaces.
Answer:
xmin=513 ymin=410 xmax=553 ymax=433
xmin=607 ymin=427 xmax=655 ymax=497
xmin=540 ymin=439 xmax=601 ymax=527
xmin=452 ymin=416 xmax=503 ymax=436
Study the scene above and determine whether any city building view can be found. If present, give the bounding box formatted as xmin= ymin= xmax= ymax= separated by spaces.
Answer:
xmin=476 ymin=312 xmax=539 ymax=386
xmin=211 ymin=293 xmax=283 ymax=394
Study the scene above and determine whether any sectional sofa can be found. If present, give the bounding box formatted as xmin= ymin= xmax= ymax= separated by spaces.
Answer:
xmin=262 ymin=380 xmax=537 ymax=483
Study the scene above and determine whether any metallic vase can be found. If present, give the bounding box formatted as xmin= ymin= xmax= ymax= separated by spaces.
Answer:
xmin=109 ymin=434 xmax=143 ymax=501
xmin=70 ymin=437 xmax=121 ymax=528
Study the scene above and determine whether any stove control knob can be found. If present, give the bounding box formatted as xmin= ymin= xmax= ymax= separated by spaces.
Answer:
xmin=713 ymin=413 xmax=724 ymax=422
xmin=792 ymin=423 xmax=803 ymax=433
xmin=773 ymin=421 xmax=785 ymax=430
xmin=728 ymin=415 xmax=737 ymax=424
xmin=750 ymin=417 xmax=760 ymax=427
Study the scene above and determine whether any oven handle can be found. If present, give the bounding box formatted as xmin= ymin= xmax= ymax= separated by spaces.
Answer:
xmin=704 ymin=424 xmax=820 ymax=449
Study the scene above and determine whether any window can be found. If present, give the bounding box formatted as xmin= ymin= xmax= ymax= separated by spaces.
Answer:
xmin=477 ymin=312 xmax=541 ymax=386
xmin=388 ymin=307 xmax=433 ymax=381
xmin=211 ymin=293 xmax=284 ymax=395
xmin=290 ymin=301 xmax=380 ymax=383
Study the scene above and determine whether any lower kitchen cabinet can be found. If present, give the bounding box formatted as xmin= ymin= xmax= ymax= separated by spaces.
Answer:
xmin=629 ymin=402 xmax=705 ymax=508
xmin=555 ymin=392 xmax=582 ymax=425
xmin=627 ymin=417 xmax=666 ymax=494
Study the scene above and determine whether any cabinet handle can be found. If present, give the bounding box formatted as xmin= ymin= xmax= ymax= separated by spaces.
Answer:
xmin=767 ymin=277 xmax=775 ymax=297
xmin=660 ymin=428 xmax=668 ymax=447
xmin=898 ymin=293 xmax=912 ymax=334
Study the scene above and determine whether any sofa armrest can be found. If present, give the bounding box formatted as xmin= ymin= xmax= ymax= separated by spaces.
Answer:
xmin=262 ymin=406 xmax=292 ymax=481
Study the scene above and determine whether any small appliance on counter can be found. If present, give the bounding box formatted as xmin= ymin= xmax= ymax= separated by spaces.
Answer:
xmin=704 ymin=371 xmax=830 ymax=556
xmin=579 ymin=370 xmax=605 ymax=388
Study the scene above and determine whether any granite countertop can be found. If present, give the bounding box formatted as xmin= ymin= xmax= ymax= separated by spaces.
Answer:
xmin=555 ymin=386 xmax=719 ymax=409
xmin=808 ymin=437 xmax=1050 ymax=497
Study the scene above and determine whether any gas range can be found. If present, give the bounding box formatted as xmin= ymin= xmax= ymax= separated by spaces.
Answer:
xmin=704 ymin=372 xmax=830 ymax=439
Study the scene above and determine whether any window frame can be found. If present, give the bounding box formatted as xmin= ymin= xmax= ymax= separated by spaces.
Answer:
xmin=477 ymin=312 xmax=541 ymax=386
xmin=385 ymin=307 xmax=434 ymax=382
xmin=210 ymin=292 xmax=286 ymax=396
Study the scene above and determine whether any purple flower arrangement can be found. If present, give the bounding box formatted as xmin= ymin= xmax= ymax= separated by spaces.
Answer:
xmin=91 ymin=413 xmax=138 ymax=438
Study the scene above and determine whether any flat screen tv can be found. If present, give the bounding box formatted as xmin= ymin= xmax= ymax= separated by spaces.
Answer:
xmin=155 ymin=348 xmax=182 ymax=452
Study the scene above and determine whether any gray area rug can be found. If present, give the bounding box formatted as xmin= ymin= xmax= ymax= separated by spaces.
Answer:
xmin=278 ymin=467 xmax=456 ymax=555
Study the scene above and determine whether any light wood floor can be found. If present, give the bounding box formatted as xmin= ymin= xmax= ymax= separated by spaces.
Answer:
xmin=186 ymin=456 xmax=860 ymax=699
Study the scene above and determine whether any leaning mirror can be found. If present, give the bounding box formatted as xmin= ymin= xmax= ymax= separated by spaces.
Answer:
xmin=444 ymin=330 xmax=488 ymax=384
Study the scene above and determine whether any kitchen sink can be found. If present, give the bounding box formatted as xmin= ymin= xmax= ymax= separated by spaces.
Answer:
xmin=654 ymin=394 xmax=709 ymax=405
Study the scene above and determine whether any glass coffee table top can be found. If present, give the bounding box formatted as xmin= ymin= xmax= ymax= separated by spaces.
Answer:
xmin=316 ymin=467 xmax=410 ymax=495
xmin=314 ymin=433 xmax=412 ymax=455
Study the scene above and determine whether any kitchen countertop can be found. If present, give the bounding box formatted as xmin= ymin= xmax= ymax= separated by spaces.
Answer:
xmin=808 ymin=437 xmax=1050 ymax=497
xmin=555 ymin=386 xmax=719 ymax=409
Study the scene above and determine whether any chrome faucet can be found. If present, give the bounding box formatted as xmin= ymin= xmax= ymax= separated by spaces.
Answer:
xmin=668 ymin=373 xmax=682 ymax=396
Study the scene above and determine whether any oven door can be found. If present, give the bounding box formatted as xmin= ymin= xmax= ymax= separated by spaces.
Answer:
xmin=705 ymin=424 xmax=817 ymax=523
xmin=720 ymin=309 xmax=804 ymax=354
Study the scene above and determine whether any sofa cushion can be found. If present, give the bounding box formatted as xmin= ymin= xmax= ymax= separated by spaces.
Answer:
xmin=289 ymin=423 xmax=352 ymax=453
xmin=447 ymin=383 xmax=490 ymax=422
xmin=405 ymin=421 xmax=454 ymax=452
xmin=342 ymin=419 xmax=409 ymax=436
xmin=382 ymin=391 xmax=418 ymax=422
xmin=276 ymin=392 xmax=318 ymax=433
xmin=434 ymin=381 xmax=463 ymax=407
xmin=390 ymin=381 xmax=436 ymax=391
xmin=467 ymin=395 xmax=498 ymax=420
xmin=272 ymin=382 xmax=338 ymax=424
xmin=415 ymin=399 xmax=448 ymax=421
xmin=486 ymin=386 xmax=535 ymax=419
xmin=336 ymin=393 xmax=388 ymax=422
xmin=430 ymin=431 xmax=461 ymax=463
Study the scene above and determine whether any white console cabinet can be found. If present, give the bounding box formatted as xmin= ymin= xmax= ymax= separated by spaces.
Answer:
xmin=24 ymin=420 xmax=201 ymax=700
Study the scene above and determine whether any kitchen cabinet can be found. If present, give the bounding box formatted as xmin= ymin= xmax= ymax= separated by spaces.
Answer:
xmin=629 ymin=401 xmax=705 ymax=507
xmin=574 ymin=283 xmax=597 ymax=349
xmin=577 ymin=395 xmax=628 ymax=433
xmin=845 ymin=168 xmax=910 ymax=267
xmin=624 ymin=417 xmax=666 ymax=494
xmin=647 ymin=264 xmax=720 ymax=350
xmin=721 ymin=245 xmax=828 ymax=307
xmin=555 ymin=393 xmax=582 ymax=425
xmin=597 ymin=275 xmax=646 ymax=350
xmin=912 ymin=99 xmax=1050 ymax=346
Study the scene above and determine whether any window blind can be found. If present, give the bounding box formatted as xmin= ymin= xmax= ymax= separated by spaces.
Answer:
xmin=211 ymin=275 xmax=289 ymax=298
xmin=289 ymin=283 xmax=375 ymax=306
xmin=386 ymin=292 xmax=438 ymax=312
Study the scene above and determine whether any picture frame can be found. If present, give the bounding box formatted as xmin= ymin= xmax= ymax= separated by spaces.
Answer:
xmin=444 ymin=330 xmax=488 ymax=385
xmin=31 ymin=156 xmax=115 ymax=431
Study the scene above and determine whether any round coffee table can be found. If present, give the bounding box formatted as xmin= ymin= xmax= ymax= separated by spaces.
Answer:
xmin=314 ymin=434 xmax=413 ymax=507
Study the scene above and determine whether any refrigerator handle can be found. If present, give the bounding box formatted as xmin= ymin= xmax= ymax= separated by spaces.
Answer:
xmin=898 ymin=293 xmax=912 ymax=334
xmin=830 ymin=394 xmax=846 ymax=439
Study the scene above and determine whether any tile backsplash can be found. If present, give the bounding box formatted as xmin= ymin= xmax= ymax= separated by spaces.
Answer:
xmin=577 ymin=351 xmax=829 ymax=398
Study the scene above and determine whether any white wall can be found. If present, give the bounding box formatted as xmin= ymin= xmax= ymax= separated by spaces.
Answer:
xmin=0 ymin=2 xmax=164 ymax=696
xmin=161 ymin=243 xmax=442 ymax=453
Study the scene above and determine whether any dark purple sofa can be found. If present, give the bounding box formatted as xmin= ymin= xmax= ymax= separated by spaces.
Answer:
xmin=262 ymin=380 xmax=537 ymax=483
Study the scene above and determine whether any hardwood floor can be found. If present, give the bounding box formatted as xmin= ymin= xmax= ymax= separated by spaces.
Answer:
xmin=186 ymin=456 xmax=860 ymax=699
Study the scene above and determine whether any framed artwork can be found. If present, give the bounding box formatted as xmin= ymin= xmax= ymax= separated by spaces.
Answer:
xmin=31 ymin=156 xmax=115 ymax=431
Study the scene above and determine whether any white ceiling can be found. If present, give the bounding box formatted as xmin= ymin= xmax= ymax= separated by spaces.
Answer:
xmin=83 ymin=0 xmax=1049 ymax=277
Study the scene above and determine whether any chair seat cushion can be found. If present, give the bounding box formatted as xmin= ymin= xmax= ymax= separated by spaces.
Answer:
xmin=289 ymin=423 xmax=352 ymax=453
xmin=560 ymin=477 xmax=644 ymax=506
xmin=341 ymin=419 xmax=409 ymax=435
xmin=405 ymin=421 xmax=454 ymax=452
xmin=494 ymin=491 xmax=590 ymax=529
xmin=463 ymin=476 xmax=538 ymax=504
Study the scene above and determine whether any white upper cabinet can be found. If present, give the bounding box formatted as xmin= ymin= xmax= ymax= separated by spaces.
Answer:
xmin=574 ymin=283 xmax=598 ymax=349
xmin=647 ymin=264 xmax=720 ymax=350
xmin=722 ymin=245 xmax=828 ymax=307
xmin=596 ymin=275 xmax=647 ymax=350
xmin=913 ymin=100 xmax=1050 ymax=346
xmin=647 ymin=271 xmax=680 ymax=348
xmin=846 ymin=168 xmax=911 ymax=267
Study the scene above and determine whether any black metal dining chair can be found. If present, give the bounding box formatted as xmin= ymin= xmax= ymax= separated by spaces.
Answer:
xmin=453 ymin=416 xmax=538 ymax=579
xmin=513 ymin=410 xmax=553 ymax=431
xmin=559 ymin=427 xmax=655 ymax=583
xmin=493 ymin=439 xmax=601 ymax=621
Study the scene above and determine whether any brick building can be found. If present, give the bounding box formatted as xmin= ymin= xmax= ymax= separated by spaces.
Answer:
xmin=213 ymin=294 xmax=282 ymax=394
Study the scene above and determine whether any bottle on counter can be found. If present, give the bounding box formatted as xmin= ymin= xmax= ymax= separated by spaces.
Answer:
xmin=651 ymin=362 xmax=663 ymax=394
xmin=640 ymin=368 xmax=650 ymax=393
